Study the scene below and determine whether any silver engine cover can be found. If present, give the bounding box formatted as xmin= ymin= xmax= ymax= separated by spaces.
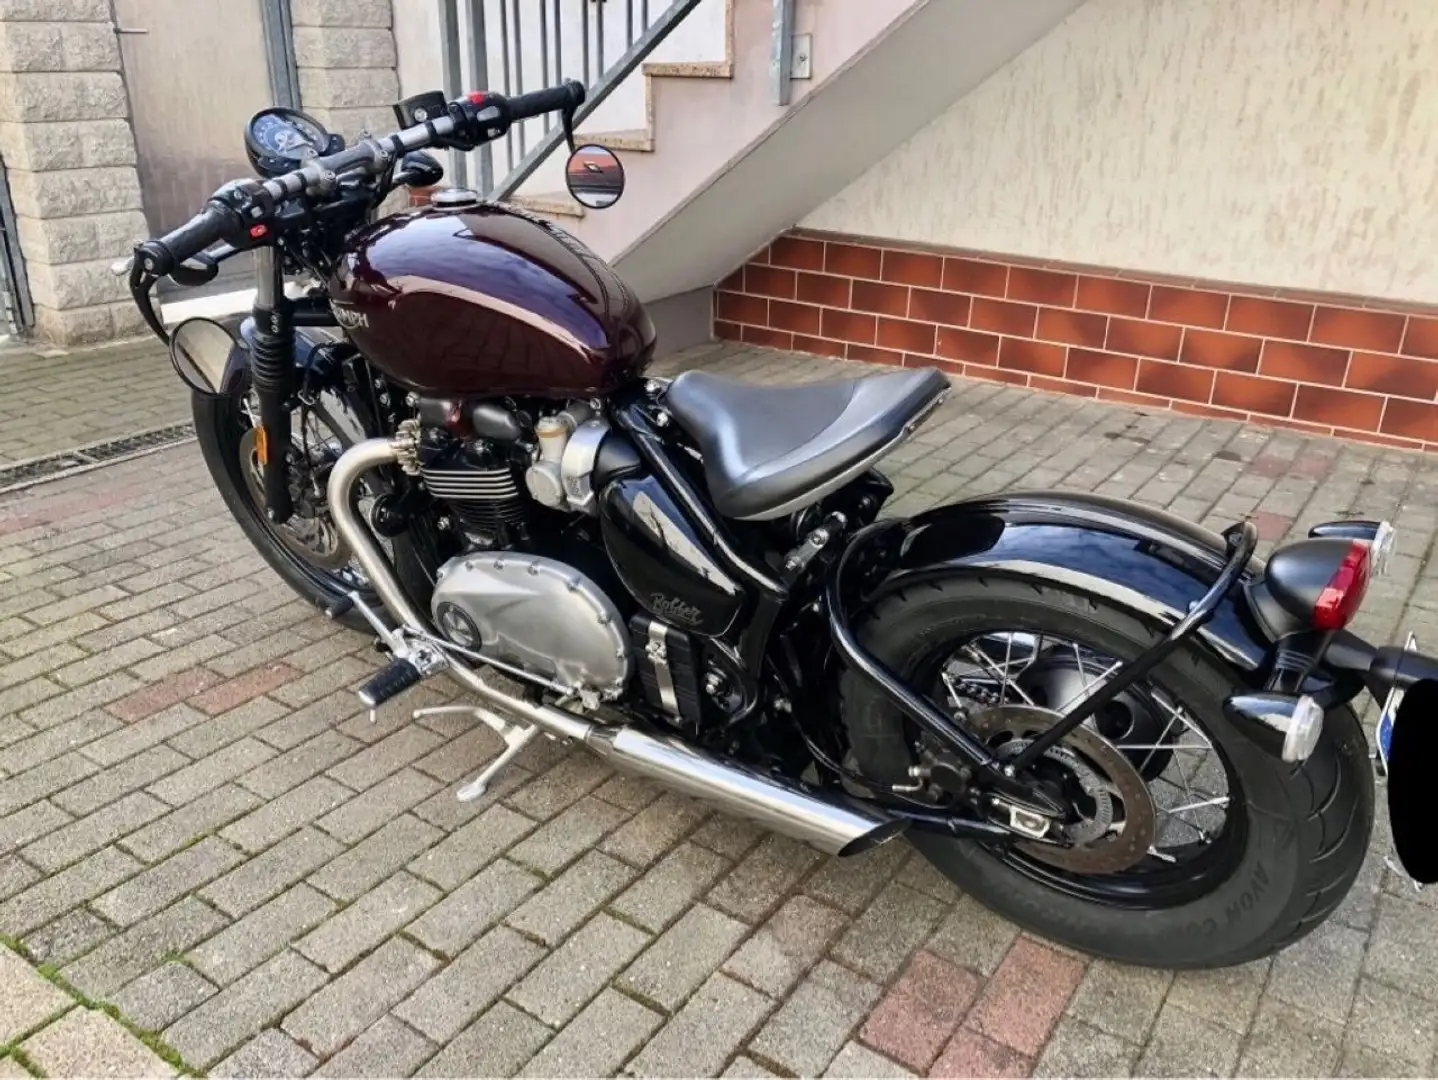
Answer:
xmin=431 ymin=552 xmax=632 ymax=697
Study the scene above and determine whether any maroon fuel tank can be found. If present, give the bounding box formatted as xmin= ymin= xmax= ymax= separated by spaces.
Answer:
xmin=327 ymin=202 xmax=656 ymax=397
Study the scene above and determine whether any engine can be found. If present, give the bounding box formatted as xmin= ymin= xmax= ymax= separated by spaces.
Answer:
xmin=412 ymin=396 xmax=633 ymax=701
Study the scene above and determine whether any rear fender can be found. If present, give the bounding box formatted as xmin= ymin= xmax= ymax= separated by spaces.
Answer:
xmin=850 ymin=491 xmax=1272 ymax=672
xmin=219 ymin=316 xmax=346 ymax=396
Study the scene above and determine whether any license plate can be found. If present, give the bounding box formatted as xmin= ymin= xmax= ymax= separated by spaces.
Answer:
xmin=1375 ymin=632 xmax=1418 ymax=778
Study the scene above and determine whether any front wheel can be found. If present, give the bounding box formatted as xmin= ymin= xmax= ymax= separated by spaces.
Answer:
xmin=839 ymin=574 xmax=1374 ymax=969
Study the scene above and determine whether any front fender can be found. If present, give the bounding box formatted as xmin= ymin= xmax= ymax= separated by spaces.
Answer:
xmin=219 ymin=316 xmax=346 ymax=396
xmin=854 ymin=491 xmax=1272 ymax=671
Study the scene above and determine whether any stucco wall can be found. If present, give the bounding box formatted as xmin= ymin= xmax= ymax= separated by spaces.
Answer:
xmin=801 ymin=0 xmax=1438 ymax=304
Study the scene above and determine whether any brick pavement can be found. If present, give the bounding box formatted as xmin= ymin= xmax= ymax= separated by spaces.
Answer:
xmin=2 ymin=340 xmax=1438 ymax=1077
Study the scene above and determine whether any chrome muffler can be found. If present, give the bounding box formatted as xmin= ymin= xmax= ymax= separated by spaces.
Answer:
xmin=327 ymin=437 xmax=905 ymax=857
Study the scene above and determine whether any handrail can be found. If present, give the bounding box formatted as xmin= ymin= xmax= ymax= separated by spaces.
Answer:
xmin=437 ymin=0 xmax=709 ymax=200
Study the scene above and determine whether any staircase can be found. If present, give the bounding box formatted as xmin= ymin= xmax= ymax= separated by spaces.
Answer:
xmin=438 ymin=0 xmax=1087 ymax=306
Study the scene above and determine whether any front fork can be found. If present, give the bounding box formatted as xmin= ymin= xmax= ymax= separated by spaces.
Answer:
xmin=249 ymin=248 xmax=296 ymax=525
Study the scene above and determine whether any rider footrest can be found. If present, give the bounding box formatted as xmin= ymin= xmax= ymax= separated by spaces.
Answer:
xmin=357 ymin=658 xmax=422 ymax=708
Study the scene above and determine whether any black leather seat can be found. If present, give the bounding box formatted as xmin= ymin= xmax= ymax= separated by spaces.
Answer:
xmin=664 ymin=367 xmax=950 ymax=521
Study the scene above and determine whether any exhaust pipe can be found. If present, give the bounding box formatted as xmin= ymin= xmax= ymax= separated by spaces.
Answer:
xmin=328 ymin=438 xmax=906 ymax=857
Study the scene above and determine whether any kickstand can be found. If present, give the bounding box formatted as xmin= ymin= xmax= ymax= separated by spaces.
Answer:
xmin=413 ymin=705 xmax=539 ymax=802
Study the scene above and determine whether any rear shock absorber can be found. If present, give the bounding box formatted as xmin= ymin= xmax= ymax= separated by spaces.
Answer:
xmin=250 ymin=251 xmax=295 ymax=525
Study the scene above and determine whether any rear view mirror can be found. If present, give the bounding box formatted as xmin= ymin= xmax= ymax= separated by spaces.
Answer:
xmin=169 ymin=316 xmax=238 ymax=396
xmin=565 ymin=144 xmax=625 ymax=209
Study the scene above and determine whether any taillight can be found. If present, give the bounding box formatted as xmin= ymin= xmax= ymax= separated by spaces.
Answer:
xmin=1312 ymin=541 xmax=1371 ymax=630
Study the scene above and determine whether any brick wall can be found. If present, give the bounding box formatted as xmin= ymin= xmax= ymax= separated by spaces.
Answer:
xmin=714 ymin=231 xmax=1438 ymax=452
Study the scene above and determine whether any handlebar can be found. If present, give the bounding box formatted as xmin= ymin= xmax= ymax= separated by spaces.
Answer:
xmin=125 ymin=80 xmax=585 ymax=281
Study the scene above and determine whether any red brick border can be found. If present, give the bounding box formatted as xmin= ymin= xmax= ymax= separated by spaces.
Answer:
xmin=714 ymin=230 xmax=1438 ymax=451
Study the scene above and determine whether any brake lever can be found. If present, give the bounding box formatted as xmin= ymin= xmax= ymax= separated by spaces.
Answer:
xmin=562 ymin=107 xmax=578 ymax=154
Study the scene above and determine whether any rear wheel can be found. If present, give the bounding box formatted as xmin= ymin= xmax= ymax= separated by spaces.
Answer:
xmin=839 ymin=574 xmax=1373 ymax=969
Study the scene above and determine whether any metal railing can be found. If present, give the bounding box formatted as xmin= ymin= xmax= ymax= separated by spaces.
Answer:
xmin=438 ymin=0 xmax=708 ymax=199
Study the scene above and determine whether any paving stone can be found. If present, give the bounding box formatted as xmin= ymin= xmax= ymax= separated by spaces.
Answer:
xmin=237 ymin=730 xmax=360 ymax=800
xmin=296 ymin=870 xmax=440 ymax=973
xmin=201 ymin=827 xmax=344 ymax=917
xmin=0 ymin=944 xmax=71 ymax=1043
xmin=210 ymin=1028 xmax=319 ymax=1078
xmin=92 ymin=836 xmax=243 ymax=926
xmin=830 ymin=881 xmax=948 ymax=983
xmin=804 ymin=841 xmax=911 ymax=915
xmin=20 ymin=1006 xmax=176 ymax=1078
xmin=724 ymin=894 xmax=848 ymax=998
xmin=147 ymin=739 xmax=277 ymax=807
xmin=1237 ymin=998 xmax=1343 ymax=1077
xmin=218 ymin=776 xmax=352 ymax=854
xmin=1163 ymin=957 xmax=1269 ymax=1034
xmin=118 ymin=785 xmax=260 ymax=864
xmin=1033 ymin=1017 xmax=1139 ymax=1078
xmin=0 ymin=844 xmax=142 ymax=937
xmin=1364 ymin=892 xmax=1438 ymax=1003
xmin=930 ymin=1028 xmax=1032 ymax=1079
xmin=611 ymin=841 xmax=730 ymax=934
xmin=253 ymin=694 xmax=361 ymax=752
xmin=619 ymin=903 xmax=749 ymax=1013
xmin=524 ymin=994 xmax=664 ymax=1076
xmin=825 ymin=1041 xmax=915 ymax=1078
xmin=968 ymin=937 xmax=1086 ymax=1057
xmin=629 ymin=973 xmax=773 ymax=1078
xmin=80 ymin=704 xmax=206 ymax=768
xmin=62 ymin=895 xmax=229 ymax=998
xmin=308 ymin=814 xmax=441 ymax=902
xmin=0 ymin=854 xmax=38 ymax=901
xmin=505 ymin=751 xmax=611 ymax=820
xmin=506 ymin=849 xmax=636 ymax=947
xmin=506 ymin=795 xmax=630 ymax=877
xmin=166 ymin=950 xmax=329 ymax=1068
xmin=750 ymin=960 xmax=882 ymax=1076
xmin=167 ymin=697 xmax=290 ymax=759
xmin=859 ymin=951 xmax=981 ymax=1072
xmin=591 ymin=772 xmax=663 ymax=813
xmin=923 ymin=893 xmax=1020 ymax=977
xmin=506 ymin=911 xmax=650 ymax=1028
xmin=0 ymin=712 xmax=124 ymax=775
xmin=314 ymin=1015 xmax=438 ymax=1078
xmin=416 ymin=1001 xmax=552 ymax=1078
xmin=1345 ymin=976 xmax=1437 ymax=1066
xmin=53 ymin=744 xmax=188 ymax=818
xmin=0 ymin=1056 xmax=30 ymax=1078
xmin=22 ymin=791 xmax=168 ymax=873
xmin=1134 ymin=1000 xmax=1243 ymax=1078
xmin=284 ymin=937 xmax=439 ymax=1057
xmin=1268 ymin=916 xmax=1367 ymax=1025
xmin=0 ymin=751 xmax=100 ymax=817
xmin=23 ymin=907 xmax=114 ymax=966
xmin=396 ymin=924 xmax=547 ymax=1042
xmin=110 ymin=961 xmax=217 ymax=1032
xmin=408 ymin=858 xmax=542 ymax=958
xmin=411 ymin=764 xmax=533 ymax=831
xmin=707 ymin=834 xmax=822 ymax=923
xmin=269 ymin=656 xmax=372 ymax=710
xmin=189 ymin=883 xmax=337 ymax=986
xmin=325 ymin=724 xmax=444 ymax=790
xmin=599 ymin=791 xmax=708 ymax=868
xmin=314 ymin=768 xmax=439 ymax=844
xmin=0 ymin=800 xmax=72 ymax=854
xmin=1066 ymin=958 xmax=1171 ymax=1043
xmin=408 ymin=804 xmax=535 ymax=891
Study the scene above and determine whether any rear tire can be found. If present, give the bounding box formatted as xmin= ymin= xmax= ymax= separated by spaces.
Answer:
xmin=839 ymin=574 xmax=1373 ymax=969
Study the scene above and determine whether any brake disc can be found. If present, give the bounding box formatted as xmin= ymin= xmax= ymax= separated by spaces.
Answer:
xmin=239 ymin=425 xmax=353 ymax=571
xmin=969 ymin=705 xmax=1158 ymax=874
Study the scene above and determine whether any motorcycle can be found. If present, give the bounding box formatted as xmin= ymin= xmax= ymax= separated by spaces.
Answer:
xmin=118 ymin=80 xmax=1435 ymax=970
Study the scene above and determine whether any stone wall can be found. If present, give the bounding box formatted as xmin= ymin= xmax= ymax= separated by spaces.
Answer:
xmin=0 ymin=0 xmax=146 ymax=344
xmin=292 ymin=0 xmax=398 ymax=142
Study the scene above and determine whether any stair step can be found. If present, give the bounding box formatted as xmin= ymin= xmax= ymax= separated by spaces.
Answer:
xmin=643 ymin=59 xmax=733 ymax=79
xmin=509 ymin=192 xmax=586 ymax=219
xmin=578 ymin=128 xmax=654 ymax=152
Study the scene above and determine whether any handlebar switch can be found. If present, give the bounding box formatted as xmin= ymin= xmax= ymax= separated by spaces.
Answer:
xmin=394 ymin=91 xmax=449 ymax=128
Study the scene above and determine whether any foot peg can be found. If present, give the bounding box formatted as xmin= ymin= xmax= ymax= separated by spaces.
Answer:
xmin=414 ymin=704 xmax=540 ymax=801
xmin=358 ymin=658 xmax=423 ymax=708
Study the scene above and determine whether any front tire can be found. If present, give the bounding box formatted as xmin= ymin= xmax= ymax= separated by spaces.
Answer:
xmin=839 ymin=574 xmax=1373 ymax=969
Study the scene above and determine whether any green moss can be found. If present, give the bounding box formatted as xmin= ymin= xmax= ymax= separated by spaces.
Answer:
xmin=3 ymin=1046 xmax=45 ymax=1077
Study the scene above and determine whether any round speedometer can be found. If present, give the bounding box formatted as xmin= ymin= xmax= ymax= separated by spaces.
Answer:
xmin=245 ymin=107 xmax=343 ymax=176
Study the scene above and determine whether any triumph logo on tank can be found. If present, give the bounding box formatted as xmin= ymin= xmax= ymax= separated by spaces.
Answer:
xmin=650 ymin=593 xmax=703 ymax=627
xmin=331 ymin=303 xmax=368 ymax=330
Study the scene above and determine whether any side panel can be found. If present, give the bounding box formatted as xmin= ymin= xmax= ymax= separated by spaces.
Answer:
xmin=599 ymin=474 xmax=748 ymax=637
xmin=862 ymin=492 xmax=1272 ymax=670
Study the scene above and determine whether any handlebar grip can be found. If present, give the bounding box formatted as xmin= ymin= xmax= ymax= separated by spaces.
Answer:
xmin=505 ymin=80 xmax=585 ymax=123
xmin=137 ymin=204 xmax=231 ymax=277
